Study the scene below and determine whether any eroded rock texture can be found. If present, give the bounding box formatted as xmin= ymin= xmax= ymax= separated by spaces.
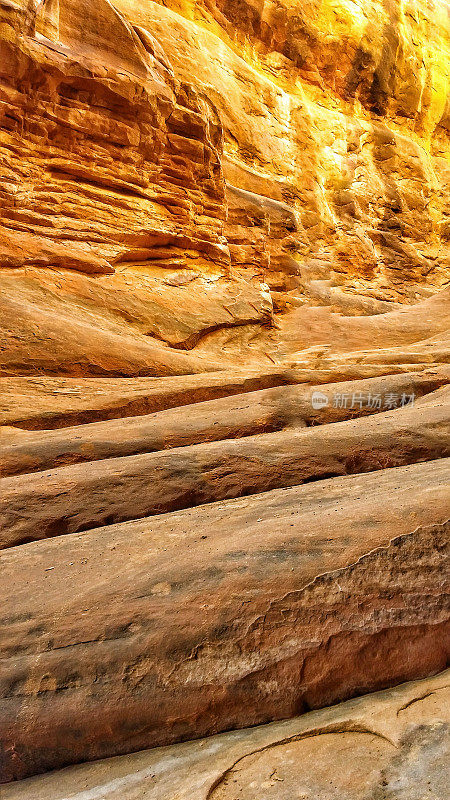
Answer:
xmin=1 ymin=0 xmax=449 ymax=374
xmin=1 ymin=460 xmax=449 ymax=779
xmin=0 ymin=0 xmax=449 ymax=791
xmin=2 ymin=671 xmax=449 ymax=799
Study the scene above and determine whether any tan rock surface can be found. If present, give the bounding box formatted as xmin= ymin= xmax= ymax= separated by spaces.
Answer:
xmin=0 ymin=460 xmax=449 ymax=779
xmin=3 ymin=364 xmax=448 ymax=429
xmin=0 ymin=0 xmax=449 ymax=789
xmin=0 ymin=370 xmax=300 ymax=429
xmin=4 ymin=671 xmax=448 ymax=800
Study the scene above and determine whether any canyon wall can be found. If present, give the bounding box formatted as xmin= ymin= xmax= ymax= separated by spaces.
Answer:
xmin=0 ymin=0 xmax=449 ymax=789
xmin=0 ymin=0 xmax=449 ymax=375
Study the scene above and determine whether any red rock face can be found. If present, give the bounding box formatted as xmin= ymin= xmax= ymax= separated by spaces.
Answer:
xmin=0 ymin=0 xmax=449 ymax=790
xmin=0 ymin=0 xmax=228 ymax=271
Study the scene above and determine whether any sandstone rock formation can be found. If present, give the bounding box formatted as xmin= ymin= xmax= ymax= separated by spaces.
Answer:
xmin=1 ymin=0 xmax=449 ymax=375
xmin=2 ymin=671 xmax=449 ymax=799
xmin=1 ymin=369 xmax=448 ymax=477
xmin=2 ymin=392 xmax=450 ymax=548
xmin=1 ymin=460 xmax=449 ymax=779
xmin=0 ymin=0 xmax=449 ymax=792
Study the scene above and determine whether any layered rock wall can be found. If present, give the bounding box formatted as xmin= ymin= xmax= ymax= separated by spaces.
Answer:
xmin=0 ymin=0 xmax=449 ymax=377
xmin=0 ymin=0 xmax=449 ymax=788
xmin=114 ymin=0 xmax=450 ymax=294
xmin=0 ymin=0 xmax=228 ymax=274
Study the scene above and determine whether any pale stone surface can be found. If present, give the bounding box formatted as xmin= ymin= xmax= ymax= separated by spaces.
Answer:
xmin=2 ymin=671 xmax=449 ymax=799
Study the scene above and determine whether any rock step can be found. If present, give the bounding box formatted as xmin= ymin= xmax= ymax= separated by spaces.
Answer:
xmin=0 ymin=370 xmax=301 ymax=430
xmin=0 ymin=460 xmax=448 ymax=781
xmin=1 ymin=396 xmax=449 ymax=549
xmin=1 ymin=370 xmax=448 ymax=477
xmin=3 ymin=365 xmax=447 ymax=429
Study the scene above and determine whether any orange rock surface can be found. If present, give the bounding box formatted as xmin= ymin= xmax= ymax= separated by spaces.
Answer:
xmin=1 ymin=0 xmax=449 ymax=374
xmin=0 ymin=0 xmax=449 ymax=791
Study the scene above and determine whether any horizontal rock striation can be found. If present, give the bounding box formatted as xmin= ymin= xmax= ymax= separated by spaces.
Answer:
xmin=0 ymin=0 xmax=228 ymax=273
xmin=113 ymin=0 xmax=450 ymax=293
xmin=0 ymin=460 xmax=449 ymax=779
xmin=0 ymin=0 xmax=449 ymax=790
xmin=1 ymin=394 xmax=450 ymax=548
xmin=1 ymin=369 xmax=448 ymax=477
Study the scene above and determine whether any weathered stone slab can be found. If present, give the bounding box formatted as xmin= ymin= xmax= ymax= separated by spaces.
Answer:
xmin=0 ymin=460 xmax=448 ymax=780
xmin=1 ymin=397 xmax=449 ymax=548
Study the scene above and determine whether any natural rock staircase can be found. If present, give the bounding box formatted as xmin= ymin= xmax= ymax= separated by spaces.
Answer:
xmin=1 ymin=365 xmax=449 ymax=783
